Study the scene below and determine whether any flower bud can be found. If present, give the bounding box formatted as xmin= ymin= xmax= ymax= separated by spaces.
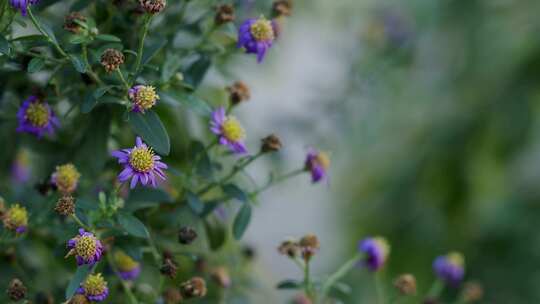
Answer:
xmin=180 ymin=277 xmax=207 ymax=299
xmin=7 ymin=278 xmax=26 ymax=301
xmin=160 ymin=258 xmax=178 ymax=278
xmin=261 ymin=134 xmax=282 ymax=153
xmin=64 ymin=12 xmax=86 ymax=33
xmin=272 ymin=0 xmax=293 ymax=17
xmin=100 ymin=48 xmax=124 ymax=73
xmin=393 ymin=274 xmax=416 ymax=295
xmin=278 ymin=239 xmax=300 ymax=258
xmin=215 ymin=4 xmax=235 ymax=25
xmin=139 ymin=0 xmax=166 ymax=14
xmin=163 ymin=288 xmax=182 ymax=304
xmin=227 ymin=81 xmax=251 ymax=105
xmin=211 ymin=267 xmax=231 ymax=288
xmin=462 ymin=282 xmax=483 ymax=303
xmin=178 ymin=226 xmax=198 ymax=244
xmin=55 ymin=195 xmax=76 ymax=216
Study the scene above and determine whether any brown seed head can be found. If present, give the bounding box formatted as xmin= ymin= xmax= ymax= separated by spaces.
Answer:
xmin=100 ymin=48 xmax=124 ymax=73
xmin=139 ymin=0 xmax=166 ymax=14
xmin=462 ymin=282 xmax=483 ymax=303
xmin=393 ymin=274 xmax=417 ymax=295
xmin=180 ymin=277 xmax=207 ymax=299
xmin=160 ymin=258 xmax=178 ymax=278
xmin=272 ymin=0 xmax=293 ymax=17
xmin=261 ymin=134 xmax=282 ymax=153
xmin=227 ymin=81 xmax=251 ymax=105
xmin=215 ymin=4 xmax=235 ymax=25
xmin=55 ymin=196 xmax=76 ymax=216
xmin=7 ymin=278 xmax=26 ymax=301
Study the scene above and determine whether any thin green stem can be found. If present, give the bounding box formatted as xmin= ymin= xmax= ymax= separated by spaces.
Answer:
xmin=71 ymin=214 xmax=91 ymax=231
xmin=106 ymin=253 xmax=139 ymax=304
xmin=427 ymin=279 xmax=444 ymax=298
xmin=132 ymin=14 xmax=152 ymax=83
xmin=27 ymin=8 xmax=69 ymax=58
xmin=250 ymin=168 xmax=305 ymax=196
xmin=375 ymin=272 xmax=385 ymax=304
xmin=82 ymin=43 xmax=103 ymax=85
xmin=116 ymin=69 xmax=131 ymax=91
xmin=18 ymin=50 xmax=64 ymax=63
xmin=304 ymin=260 xmax=313 ymax=300
xmin=321 ymin=253 xmax=362 ymax=297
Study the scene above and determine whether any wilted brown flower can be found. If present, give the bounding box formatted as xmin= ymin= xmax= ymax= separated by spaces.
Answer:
xmin=55 ymin=195 xmax=75 ymax=216
xmin=163 ymin=288 xmax=182 ymax=304
xmin=178 ymin=226 xmax=198 ymax=244
xmin=462 ymin=281 xmax=483 ymax=302
xmin=272 ymin=0 xmax=293 ymax=17
xmin=139 ymin=0 xmax=166 ymax=14
xmin=7 ymin=278 xmax=26 ymax=301
xmin=278 ymin=239 xmax=300 ymax=258
xmin=100 ymin=48 xmax=124 ymax=73
xmin=160 ymin=258 xmax=178 ymax=278
xmin=69 ymin=294 xmax=89 ymax=304
xmin=215 ymin=4 xmax=235 ymax=25
xmin=227 ymin=81 xmax=251 ymax=105
xmin=299 ymin=234 xmax=320 ymax=261
xmin=180 ymin=277 xmax=207 ymax=299
xmin=393 ymin=274 xmax=417 ymax=295
xmin=64 ymin=12 xmax=86 ymax=33
xmin=261 ymin=134 xmax=282 ymax=153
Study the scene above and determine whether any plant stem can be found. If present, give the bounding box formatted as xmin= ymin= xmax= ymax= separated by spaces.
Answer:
xmin=106 ymin=253 xmax=139 ymax=304
xmin=27 ymin=8 xmax=69 ymax=58
xmin=71 ymin=214 xmax=91 ymax=231
xmin=304 ymin=260 xmax=313 ymax=299
xmin=321 ymin=253 xmax=362 ymax=297
xmin=250 ymin=168 xmax=305 ymax=196
xmin=82 ymin=43 xmax=103 ymax=85
xmin=375 ymin=272 xmax=385 ymax=304
xmin=427 ymin=279 xmax=444 ymax=298
xmin=116 ymin=69 xmax=131 ymax=91
xmin=132 ymin=14 xmax=152 ymax=83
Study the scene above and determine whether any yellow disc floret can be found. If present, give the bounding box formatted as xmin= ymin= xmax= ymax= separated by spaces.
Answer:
xmin=3 ymin=204 xmax=28 ymax=230
xmin=114 ymin=251 xmax=139 ymax=271
xmin=53 ymin=163 xmax=81 ymax=194
xmin=374 ymin=237 xmax=390 ymax=259
xmin=83 ymin=273 xmax=107 ymax=296
xmin=129 ymin=146 xmax=155 ymax=172
xmin=447 ymin=252 xmax=465 ymax=267
xmin=222 ymin=117 xmax=246 ymax=142
xmin=75 ymin=235 xmax=97 ymax=260
xmin=250 ymin=17 xmax=275 ymax=42
xmin=25 ymin=102 xmax=49 ymax=127
xmin=315 ymin=152 xmax=331 ymax=170
xmin=133 ymin=86 xmax=159 ymax=112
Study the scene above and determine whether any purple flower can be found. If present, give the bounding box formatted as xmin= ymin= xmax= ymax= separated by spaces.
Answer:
xmin=128 ymin=85 xmax=159 ymax=113
xmin=114 ymin=251 xmax=141 ymax=281
xmin=305 ymin=149 xmax=330 ymax=183
xmin=111 ymin=136 xmax=168 ymax=189
xmin=433 ymin=252 xmax=465 ymax=286
xmin=11 ymin=150 xmax=31 ymax=183
xmin=66 ymin=229 xmax=104 ymax=266
xmin=77 ymin=273 xmax=109 ymax=302
xmin=358 ymin=236 xmax=390 ymax=272
xmin=16 ymin=96 xmax=59 ymax=138
xmin=238 ymin=16 xmax=276 ymax=63
xmin=210 ymin=107 xmax=248 ymax=154
xmin=9 ymin=0 xmax=39 ymax=16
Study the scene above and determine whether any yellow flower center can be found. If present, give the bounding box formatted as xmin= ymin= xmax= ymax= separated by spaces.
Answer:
xmin=114 ymin=251 xmax=139 ymax=271
xmin=25 ymin=102 xmax=49 ymax=127
xmin=75 ymin=235 xmax=97 ymax=260
xmin=316 ymin=152 xmax=331 ymax=170
xmin=129 ymin=146 xmax=155 ymax=172
xmin=222 ymin=117 xmax=246 ymax=142
xmin=374 ymin=237 xmax=390 ymax=259
xmin=134 ymin=86 xmax=159 ymax=111
xmin=250 ymin=18 xmax=275 ymax=41
xmin=54 ymin=164 xmax=81 ymax=193
xmin=83 ymin=273 xmax=107 ymax=295
xmin=7 ymin=204 xmax=28 ymax=227
xmin=447 ymin=252 xmax=465 ymax=267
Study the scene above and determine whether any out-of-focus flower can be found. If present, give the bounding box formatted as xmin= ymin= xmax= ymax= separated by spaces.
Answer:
xmin=114 ymin=251 xmax=141 ymax=281
xmin=55 ymin=196 xmax=76 ymax=216
xmin=66 ymin=228 xmax=104 ymax=266
xmin=358 ymin=236 xmax=390 ymax=272
xmin=51 ymin=163 xmax=81 ymax=194
xmin=304 ymin=149 xmax=330 ymax=183
xmin=111 ymin=136 xmax=168 ymax=189
xmin=462 ymin=281 xmax=483 ymax=303
xmin=261 ymin=134 xmax=282 ymax=153
xmin=278 ymin=239 xmax=300 ymax=258
xmin=238 ymin=16 xmax=276 ymax=63
xmin=129 ymin=85 xmax=159 ymax=113
xmin=272 ymin=0 xmax=292 ymax=17
xmin=17 ymin=96 xmax=59 ymax=138
xmin=160 ymin=257 xmax=178 ymax=278
xmin=7 ymin=278 xmax=26 ymax=301
xmin=139 ymin=0 xmax=165 ymax=14
xmin=211 ymin=267 xmax=231 ymax=288
xmin=210 ymin=107 xmax=248 ymax=154
xmin=11 ymin=149 xmax=31 ymax=183
xmin=215 ymin=4 xmax=235 ymax=25
xmin=227 ymin=81 xmax=250 ymax=105
xmin=64 ymin=12 xmax=86 ymax=33
xmin=100 ymin=48 xmax=124 ymax=73
xmin=163 ymin=288 xmax=182 ymax=304
xmin=393 ymin=274 xmax=417 ymax=295
xmin=9 ymin=0 xmax=39 ymax=16
xmin=180 ymin=277 xmax=207 ymax=299
xmin=299 ymin=234 xmax=320 ymax=262
xmin=2 ymin=204 xmax=28 ymax=233
xmin=433 ymin=252 xmax=465 ymax=286
xmin=178 ymin=226 xmax=198 ymax=244
xmin=69 ymin=294 xmax=89 ymax=304
xmin=76 ymin=273 xmax=109 ymax=302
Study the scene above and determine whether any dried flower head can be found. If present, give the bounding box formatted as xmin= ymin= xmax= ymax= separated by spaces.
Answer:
xmin=261 ymin=134 xmax=282 ymax=153
xmin=227 ymin=81 xmax=251 ymax=105
xmin=163 ymin=288 xmax=182 ymax=304
xmin=69 ymin=294 xmax=89 ymax=304
xmin=215 ymin=4 xmax=235 ymax=25
xmin=278 ymin=239 xmax=300 ymax=258
xmin=139 ymin=0 xmax=166 ymax=14
xmin=178 ymin=226 xmax=198 ymax=244
xmin=393 ymin=274 xmax=417 ymax=295
xmin=66 ymin=228 xmax=104 ymax=266
xmin=64 ymin=12 xmax=86 ymax=33
xmin=55 ymin=196 xmax=76 ymax=216
xmin=114 ymin=251 xmax=141 ymax=281
xmin=238 ymin=16 xmax=276 ymax=62
xmin=129 ymin=85 xmax=159 ymax=113
xmin=462 ymin=281 xmax=483 ymax=302
xmin=433 ymin=252 xmax=465 ymax=287
xmin=17 ymin=96 xmax=60 ymax=138
xmin=100 ymin=48 xmax=124 ymax=73
xmin=180 ymin=277 xmax=207 ymax=299
xmin=305 ymin=149 xmax=330 ymax=183
xmin=160 ymin=258 xmax=178 ymax=278
xmin=2 ymin=204 xmax=28 ymax=233
xmin=211 ymin=267 xmax=231 ymax=288
xmin=358 ymin=236 xmax=390 ymax=272
xmin=210 ymin=107 xmax=248 ymax=154
xmin=7 ymin=278 xmax=26 ymax=301
xmin=51 ymin=163 xmax=81 ymax=194
xmin=272 ymin=0 xmax=293 ymax=17
xmin=299 ymin=234 xmax=320 ymax=261
xmin=77 ymin=273 xmax=109 ymax=302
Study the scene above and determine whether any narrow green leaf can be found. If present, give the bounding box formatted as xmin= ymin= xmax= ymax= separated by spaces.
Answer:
xmin=161 ymin=53 xmax=182 ymax=82
xmin=183 ymin=54 xmax=211 ymax=89
xmin=70 ymin=55 xmax=86 ymax=73
xmin=65 ymin=265 xmax=92 ymax=299
xmin=68 ymin=35 xmax=88 ymax=45
xmin=276 ymin=280 xmax=303 ymax=290
xmin=233 ymin=204 xmax=252 ymax=240
xmin=128 ymin=110 xmax=170 ymax=155
xmin=118 ymin=212 xmax=149 ymax=238
xmin=186 ymin=191 xmax=204 ymax=215
xmin=222 ymin=184 xmax=248 ymax=203
xmin=27 ymin=57 xmax=45 ymax=73
xmin=203 ymin=217 xmax=226 ymax=251
xmin=96 ymin=34 xmax=121 ymax=42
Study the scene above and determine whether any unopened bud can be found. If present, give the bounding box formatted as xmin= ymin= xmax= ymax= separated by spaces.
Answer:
xmin=211 ymin=267 xmax=231 ymax=288
xmin=64 ymin=12 xmax=86 ymax=33
xmin=69 ymin=294 xmax=89 ymax=304
xmin=272 ymin=0 xmax=293 ymax=17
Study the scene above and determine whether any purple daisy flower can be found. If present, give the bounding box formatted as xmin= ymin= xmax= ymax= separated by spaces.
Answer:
xmin=16 ymin=96 xmax=59 ymax=138
xmin=77 ymin=273 xmax=109 ymax=302
xmin=304 ymin=149 xmax=330 ymax=183
xmin=238 ymin=16 xmax=276 ymax=63
xmin=358 ymin=236 xmax=390 ymax=272
xmin=433 ymin=252 xmax=465 ymax=286
xmin=66 ymin=229 xmax=104 ymax=266
xmin=111 ymin=136 xmax=168 ymax=189
xmin=114 ymin=251 xmax=141 ymax=281
xmin=210 ymin=107 xmax=248 ymax=154
xmin=128 ymin=85 xmax=159 ymax=113
xmin=9 ymin=0 xmax=39 ymax=16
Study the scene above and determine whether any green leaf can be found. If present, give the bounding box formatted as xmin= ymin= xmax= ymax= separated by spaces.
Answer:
xmin=68 ymin=35 xmax=88 ymax=45
xmin=160 ymin=92 xmax=212 ymax=117
xmin=161 ymin=53 xmax=182 ymax=82
xmin=186 ymin=191 xmax=204 ymax=215
xmin=0 ymin=35 xmax=10 ymax=56
xmin=222 ymin=184 xmax=248 ymax=203
xmin=233 ymin=203 xmax=252 ymax=240
xmin=70 ymin=55 xmax=86 ymax=73
xmin=203 ymin=217 xmax=226 ymax=251
xmin=118 ymin=212 xmax=149 ymax=238
xmin=183 ymin=54 xmax=211 ymax=89
xmin=276 ymin=280 xmax=303 ymax=290
xmin=37 ymin=18 xmax=58 ymax=43
xmin=27 ymin=57 xmax=45 ymax=73
xmin=128 ymin=110 xmax=170 ymax=155
xmin=126 ymin=188 xmax=172 ymax=211
xmin=65 ymin=265 xmax=92 ymax=299
xmin=142 ymin=38 xmax=167 ymax=65
xmin=96 ymin=34 xmax=122 ymax=42
xmin=81 ymin=86 xmax=113 ymax=113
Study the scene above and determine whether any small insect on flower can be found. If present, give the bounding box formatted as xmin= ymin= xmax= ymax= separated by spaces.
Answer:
xmin=2 ymin=204 xmax=28 ymax=234
xmin=114 ymin=251 xmax=141 ymax=281
xmin=76 ymin=273 xmax=109 ymax=302
xmin=238 ymin=16 xmax=277 ymax=63
xmin=112 ymin=137 xmax=168 ymax=189
xmin=9 ymin=0 xmax=39 ymax=16
xmin=433 ymin=252 xmax=465 ymax=287
xmin=358 ymin=236 xmax=390 ymax=272
xmin=210 ymin=107 xmax=248 ymax=154
xmin=305 ymin=149 xmax=330 ymax=183
xmin=129 ymin=85 xmax=159 ymax=113
xmin=16 ymin=96 xmax=59 ymax=138
xmin=66 ymin=229 xmax=104 ymax=266
xmin=51 ymin=163 xmax=81 ymax=194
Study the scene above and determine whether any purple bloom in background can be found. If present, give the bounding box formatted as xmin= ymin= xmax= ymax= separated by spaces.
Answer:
xmin=11 ymin=150 xmax=31 ymax=183
xmin=9 ymin=0 xmax=39 ymax=16
xmin=433 ymin=252 xmax=465 ymax=286
xmin=16 ymin=96 xmax=59 ymax=138
xmin=114 ymin=251 xmax=141 ymax=281
xmin=358 ymin=236 xmax=390 ymax=272
xmin=112 ymin=137 xmax=168 ymax=189
xmin=77 ymin=273 xmax=109 ymax=302
xmin=305 ymin=149 xmax=330 ymax=183
xmin=210 ymin=107 xmax=248 ymax=154
xmin=238 ymin=16 xmax=276 ymax=62
xmin=66 ymin=229 xmax=104 ymax=266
